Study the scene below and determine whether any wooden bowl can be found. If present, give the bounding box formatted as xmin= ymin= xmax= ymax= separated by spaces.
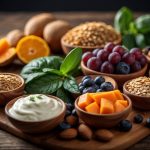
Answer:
xmin=81 ymin=61 xmax=148 ymax=89
xmin=61 ymin=35 xmax=121 ymax=54
xmin=75 ymin=94 xmax=132 ymax=128
xmin=123 ymin=80 xmax=150 ymax=110
xmin=0 ymin=73 xmax=25 ymax=106
xmin=5 ymin=95 xmax=66 ymax=134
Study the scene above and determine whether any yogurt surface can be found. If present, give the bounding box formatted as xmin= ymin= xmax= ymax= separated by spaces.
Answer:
xmin=9 ymin=94 xmax=63 ymax=122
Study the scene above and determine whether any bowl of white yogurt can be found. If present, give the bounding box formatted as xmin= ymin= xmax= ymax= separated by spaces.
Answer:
xmin=5 ymin=94 xmax=66 ymax=134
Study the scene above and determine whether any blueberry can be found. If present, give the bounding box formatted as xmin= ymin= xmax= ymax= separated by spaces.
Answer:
xmin=58 ymin=122 xmax=71 ymax=130
xmin=82 ymin=87 xmax=96 ymax=94
xmin=100 ymin=82 xmax=114 ymax=91
xmin=79 ymin=82 xmax=83 ymax=87
xmin=146 ymin=118 xmax=150 ymax=128
xmin=118 ymin=120 xmax=132 ymax=132
xmin=82 ymin=78 xmax=94 ymax=87
xmin=96 ymin=89 xmax=104 ymax=92
xmin=92 ymin=84 xmax=99 ymax=90
xmin=66 ymin=103 xmax=74 ymax=111
xmin=82 ymin=75 xmax=91 ymax=82
xmin=134 ymin=114 xmax=143 ymax=124
xmin=79 ymin=86 xmax=84 ymax=93
xmin=94 ymin=76 xmax=105 ymax=85
xmin=116 ymin=62 xmax=130 ymax=74
xmin=65 ymin=110 xmax=72 ymax=116
xmin=72 ymin=109 xmax=78 ymax=116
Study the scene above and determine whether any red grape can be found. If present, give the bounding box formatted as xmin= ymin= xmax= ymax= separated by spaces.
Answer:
xmin=131 ymin=61 xmax=141 ymax=72
xmin=108 ymin=52 xmax=121 ymax=64
xmin=87 ymin=57 xmax=102 ymax=71
xmin=130 ymin=48 xmax=142 ymax=60
xmin=82 ymin=52 xmax=93 ymax=65
xmin=97 ymin=50 xmax=109 ymax=61
xmin=92 ymin=49 xmax=101 ymax=56
xmin=112 ymin=45 xmax=125 ymax=56
xmin=100 ymin=61 xmax=114 ymax=74
xmin=139 ymin=55 xmax=147 ymax=67
xmin=122 ymin=52 xmax=135 ymax=65
xmin=104 ymin=42 xmax=115 ymax=53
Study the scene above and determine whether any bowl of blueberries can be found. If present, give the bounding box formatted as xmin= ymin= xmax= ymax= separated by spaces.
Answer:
xmin=76 ymin=75 xmax=118 ymax=94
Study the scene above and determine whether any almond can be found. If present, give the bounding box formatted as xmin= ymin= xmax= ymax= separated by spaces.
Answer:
xmin=95 ymin=129 xmax=114 ymax=142
xmin=78 ymin=124 xmax=93 ymax=140
xmin=66 ymin=115 xmax=78 ymax=126
xmin=59 ymin=128 xmax=78 ymax=140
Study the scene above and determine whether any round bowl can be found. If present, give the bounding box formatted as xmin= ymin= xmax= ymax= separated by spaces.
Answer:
xmin=0 ymin=73 xmax=25 ymax=106
xmin=5 ymin=95 xmax=66 ymax=134
xmin=75 ymin=94 xmax=132 ymax=128
xmin=81 ymin=61 xmax=148 ymax=88
xmin=61 ymin=35 xmax=121 ymax=54
xmin=123 ymin=80 xmax=150 ymax=110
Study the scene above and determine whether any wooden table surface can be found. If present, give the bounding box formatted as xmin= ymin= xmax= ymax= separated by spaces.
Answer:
xmin=0 ymin=11 xmax=150 ymax=150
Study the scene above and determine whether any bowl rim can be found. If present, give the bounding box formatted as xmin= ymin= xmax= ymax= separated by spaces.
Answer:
xmin=81 ymin=61 xmax=148 ymax=77
xmin=123 ymin=78 xmax=150 ymax=99
xmin=5 ymin=94 xmax=66 ymax=123
xmin=61 ymin=34 xmax=122 ymax=50
xmin=75 ymin=93 xmax=132 ymax=117
xmin=76 ymin=75 xmax=118 ymax=90
xmin=0 ymin=73 xmax=25 ymax=93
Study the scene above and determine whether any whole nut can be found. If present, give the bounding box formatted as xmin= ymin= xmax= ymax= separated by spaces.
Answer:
xmin=95 ymin=129 xmax=114 ymax=142
xmin=59 ymin=128 xmax=78 ymax=140
xmin=66 ymin=115 xmax=78 ymax=126
xmin=78 ymin=124 xmax=93 ymax=140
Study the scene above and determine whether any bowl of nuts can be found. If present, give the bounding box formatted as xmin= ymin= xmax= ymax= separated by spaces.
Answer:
xmin=123 ymin=76 xmax=150 ymax=110
xmin=0 ymin=73 xmax=25 ymax=106
xmin=61 ymin=22 xmax=121 ymax=54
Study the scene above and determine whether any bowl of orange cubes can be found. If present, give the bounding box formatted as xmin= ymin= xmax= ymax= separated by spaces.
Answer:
xmin=75 ymin=90 xmax=132 ymax=128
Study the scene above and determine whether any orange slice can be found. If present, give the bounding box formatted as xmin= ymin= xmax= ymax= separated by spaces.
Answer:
xmin=16 ymin=35 xmax=50 ymax=64
xmin=0 ymin=38 xmax=10 ymax=55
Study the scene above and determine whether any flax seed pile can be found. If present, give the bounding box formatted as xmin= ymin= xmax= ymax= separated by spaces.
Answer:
xmin=63 ymin=22 xmax=121 ymax=47
xmin=0 ymin=74 xmax=22 ymax=92
xmin=126 ymin=77 xmax=150 ymax=96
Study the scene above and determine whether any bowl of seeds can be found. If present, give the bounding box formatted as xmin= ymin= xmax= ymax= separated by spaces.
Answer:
xmin=0 ymin=73 xmax=25 ymax=106
xmin=61 ymin=22 xmax=122 ymax=54
xmin=123 ymin=76 xmax=150 ymax=110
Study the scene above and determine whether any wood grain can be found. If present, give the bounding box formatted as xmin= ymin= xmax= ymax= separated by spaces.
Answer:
xmin=0 ymin=11 xmax=149 ymax=150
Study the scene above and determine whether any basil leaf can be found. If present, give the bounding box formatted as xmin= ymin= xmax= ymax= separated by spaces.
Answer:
xmin=60 ymin=48 xmax=82 ymax=75
xmin=135 ymin=34 xmax=147 ymax=48
xmin=63 ymin=78 xmax=79 ymax=94
xmin=25 ymin=74 xmax=63 ymax=94
xmin=43 ymin=68 xmax=64 ymax=76
xmin=56 ymin=87 xmax=73 ymax=103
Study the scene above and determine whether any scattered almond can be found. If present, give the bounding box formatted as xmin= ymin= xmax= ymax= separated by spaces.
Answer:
xmin=66 ymin=115 xmax=78 ymax=126
xmin=59 ymin=128 xmax=78 ymax=140
xmin=95 ymin=129 xmax=114 ymax=142
xmin=78 ymin=124 xmax=93 ymax=140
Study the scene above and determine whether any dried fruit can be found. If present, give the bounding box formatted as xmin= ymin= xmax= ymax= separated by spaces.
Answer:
xmin=59 ymin=128 xmax=78 ymax=139
xmin=66 ymin=115 xmax=78 ymax=126
xmin=78 ymin=124 xmax=93 ymax=140
xmin=16 ymin=35 xmax=50 ymax=64
xmin=95 ymin=129 xmax=114 ymax=142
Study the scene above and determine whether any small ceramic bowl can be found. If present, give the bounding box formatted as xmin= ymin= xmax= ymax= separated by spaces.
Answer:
xmin=81 ymin=61 xmax=148 ymax=88
xmin=123 ymin=80 xmax=150 ymax=110
xmin=0 ymin=73 xmax=25 ymax=106
xmin=75 ymin=94 xmax=132 ymax=128
xmin=61 ymin=35 xmax=121 ymax=54
xmin=5 ymin=95 xmax=66 ymax=134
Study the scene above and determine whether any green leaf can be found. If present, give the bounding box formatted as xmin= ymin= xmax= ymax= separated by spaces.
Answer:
xmin=60 ymin=48 xmax=82 ymax=75
xmin=114 ymin=7 xmax=134 ymax=34
xmin=25 ymin=74 xmax=63 ymax=94
xmin=135 ymin=34 xmax=147 ymax=48
xmin=63 ymin=77 xmax=79 ymax=94
xmin=129 ymin=22 xmax=138 ymax=35
xmin=42 ymin=68 xmax=64 ymax=76
xmin=56 ymin=88 xmax=73 ymax=103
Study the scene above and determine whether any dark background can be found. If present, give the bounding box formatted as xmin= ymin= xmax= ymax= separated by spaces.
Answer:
xmin=0 ymin=0 xmax=150 ymax=11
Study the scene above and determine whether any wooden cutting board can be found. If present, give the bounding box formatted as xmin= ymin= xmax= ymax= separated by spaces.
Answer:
xmin=0 ymin=108 xmax=150 ymax=150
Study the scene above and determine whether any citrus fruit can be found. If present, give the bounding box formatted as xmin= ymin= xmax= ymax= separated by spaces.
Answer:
xmin=16 ymin=35 xmax=50 ymax=64
xmin=0 ymin=38 xmax=10 ymax=55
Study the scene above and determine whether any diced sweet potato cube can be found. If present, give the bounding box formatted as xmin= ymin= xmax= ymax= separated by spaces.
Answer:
xmin=113 ymin=90 xmax=124 ymax=100
xmin=100 ymin=98 xmax=114 ymax=114
xmin=117 ymin=100 xmax=128 ymax=107
xmin=85 ymin=102 xmax=99 ymax=114
xmin=91 ymin=91 xmax=117 ymax=105
xmin=78 ymin=93 xmax=94 ymax=109
xmin=114 ymin=101 xmax=126 ymax=113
